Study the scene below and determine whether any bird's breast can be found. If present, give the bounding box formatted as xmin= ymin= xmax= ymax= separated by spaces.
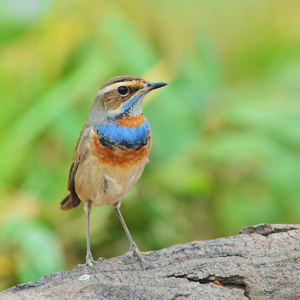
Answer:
xmin=91 ymin=115 xmax=151 ymax=167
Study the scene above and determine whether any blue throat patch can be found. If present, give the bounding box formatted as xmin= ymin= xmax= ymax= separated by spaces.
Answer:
xmin=95 ymin=120 xmax=150 ymax=150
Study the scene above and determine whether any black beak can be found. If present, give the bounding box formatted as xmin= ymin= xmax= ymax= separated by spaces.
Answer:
xmin=144 ymin=81 xmax=168 ymax=91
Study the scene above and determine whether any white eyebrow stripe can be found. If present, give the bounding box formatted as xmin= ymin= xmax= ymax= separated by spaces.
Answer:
xmin=96 ymin=82 xmax=128 ymax=97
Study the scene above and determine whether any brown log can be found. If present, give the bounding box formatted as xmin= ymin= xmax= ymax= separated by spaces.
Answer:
xmin=1 ymin=224 xmax=300 ymax=299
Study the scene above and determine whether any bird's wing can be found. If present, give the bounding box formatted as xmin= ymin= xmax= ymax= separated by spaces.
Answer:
xmin=60 ymin=126 xmax=91 ymax=210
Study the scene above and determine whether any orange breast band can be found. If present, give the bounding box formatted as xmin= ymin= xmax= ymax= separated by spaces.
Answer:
xmin=116 ymin=114 xmax=146 ymax=128
xmin=90 ymin=131 xmax=151 ymax=167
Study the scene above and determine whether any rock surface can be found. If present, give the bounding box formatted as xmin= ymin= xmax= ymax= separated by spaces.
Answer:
xmin=1 ymin=224 xmax=300 ymax=300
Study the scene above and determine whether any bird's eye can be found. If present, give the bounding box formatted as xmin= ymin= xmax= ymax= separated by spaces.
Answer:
xmin=117 ymin=86 xmax=128 ymax=95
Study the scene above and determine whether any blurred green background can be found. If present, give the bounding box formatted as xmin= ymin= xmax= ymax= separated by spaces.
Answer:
xmin=1 ymin=0 xmax=300 ymax=291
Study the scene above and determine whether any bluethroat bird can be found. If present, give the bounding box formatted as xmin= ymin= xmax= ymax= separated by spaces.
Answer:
xmin=60 ymin=75 xmax=167 ymax=269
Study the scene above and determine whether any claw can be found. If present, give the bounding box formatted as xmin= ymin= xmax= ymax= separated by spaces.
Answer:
xmin=97 ymin=257 xmax=106 ymax=263
xmin=74 ymin=260 xmax=96 ymax=271
xmin=124 ymin=244 xmax=146 ymax=270
xmin=74 ymin=255 xmax=105 ymax=271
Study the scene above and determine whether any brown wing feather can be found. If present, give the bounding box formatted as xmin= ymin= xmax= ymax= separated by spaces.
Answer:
xmin=60 ymin=127 xmax=90 ymax=210
xmin=60 ymin=161 xmax=81 ymax=210
xmin=69 ymin=160 xmax=82 ymax=206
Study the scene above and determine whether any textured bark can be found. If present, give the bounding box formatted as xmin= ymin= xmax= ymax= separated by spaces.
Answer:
xmin=1 ymin=224 xmax=300 ymax=300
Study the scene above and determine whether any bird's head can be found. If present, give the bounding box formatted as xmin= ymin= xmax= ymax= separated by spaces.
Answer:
xmin=87 ymin=76 xmax=167 ymax=124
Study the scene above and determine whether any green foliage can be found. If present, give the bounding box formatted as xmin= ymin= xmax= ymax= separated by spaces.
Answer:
xmin=1 ymin=0 xmax=300 ymax=291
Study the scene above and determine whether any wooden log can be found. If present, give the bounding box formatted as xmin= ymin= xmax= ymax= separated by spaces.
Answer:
xmin=1 ymin=224 xmax=299 ymax=299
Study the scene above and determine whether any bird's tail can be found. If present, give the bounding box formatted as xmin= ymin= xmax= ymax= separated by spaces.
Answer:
xmin=60 ymin=194 xmax=80 ymax=210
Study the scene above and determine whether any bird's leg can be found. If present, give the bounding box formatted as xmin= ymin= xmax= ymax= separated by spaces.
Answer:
xmin=75 ymin=200 xmax=104 ymax=270
xmin=84 ymin=200 xmax=95 ymax=267
xmin=114 ymin=206 xmax=146 ymax=270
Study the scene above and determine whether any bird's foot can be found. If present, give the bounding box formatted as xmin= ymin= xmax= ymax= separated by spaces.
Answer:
xmin=124 ymin=244 xmax=146 ymax=270
xmin=74 ymin=255 xmax=105 ymax=271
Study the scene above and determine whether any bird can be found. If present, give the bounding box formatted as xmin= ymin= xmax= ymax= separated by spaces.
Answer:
xmin=60 ymin=75 xmax=167 ymax=269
